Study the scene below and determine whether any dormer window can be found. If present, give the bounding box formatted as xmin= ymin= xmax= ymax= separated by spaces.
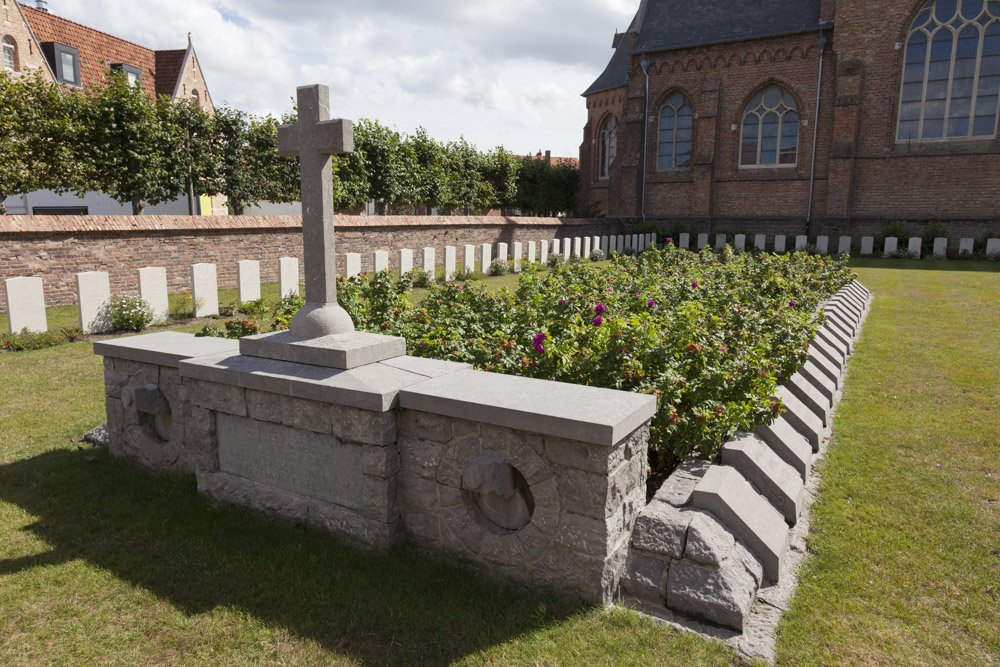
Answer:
xmin=112 ymin=63 xmax=142 ymax=86
xmin=2 ymin=36 xmax=16 ymax=72
xmin=42 ymin=42 xmax=81 ymax=86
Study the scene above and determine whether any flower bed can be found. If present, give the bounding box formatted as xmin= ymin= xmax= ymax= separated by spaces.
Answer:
xmin=336 ymin=246 xmax=853 ymax=472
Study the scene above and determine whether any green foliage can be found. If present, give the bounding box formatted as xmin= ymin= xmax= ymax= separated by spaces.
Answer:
xmin=271 ymin=294 xmax=306 ymax=331
xmin=921 ymin=223 xmax=949 ymax=253
xmin=489 ymin=259 xmax=512 ymax=276
xmin=590 ymin=250 xmax=604 ymax=262
xmin=408 ymin=268 xmax=433 ymax=288
xmin=109 ymin=295 xmax=154 ymax=332
xmin=452 ymin=267 xmax=478 ymax=281
xmin=194 ymin=318 xmax=260 ymax=339
xmin=214 ymin=106 xmax=298 ymax=214
xmin=0 ymin=327 xmax=79 ymax=351
xmin=194 ymin=323 xmax=226 ymax=338
xmin=515 ymin=157 xmax=580 ymax=216
xmin=331 ymin=249 xmax=853 ymax=471
xmin=876 ymin=221 xmax=911 ymax=248
xmin=547 ymin=254 xmax=565 ymax=268
xmin=237 ymin=298 xmax=270 ymax=317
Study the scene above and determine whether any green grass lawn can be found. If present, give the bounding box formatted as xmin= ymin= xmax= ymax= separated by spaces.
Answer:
xmin=1 ymin=257 xmax=997 ymax=664
xmin=776 ymin=258 xmax=1000 ymax=665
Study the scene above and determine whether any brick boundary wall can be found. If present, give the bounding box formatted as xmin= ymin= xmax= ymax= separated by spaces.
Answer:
xmin=646 ymin=217 xmax=1000 ymax=240
xmin=0 ymin=215 xmax=629 ymax=310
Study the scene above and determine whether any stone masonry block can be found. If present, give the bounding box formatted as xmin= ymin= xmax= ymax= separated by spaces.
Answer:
xmin=784 ymin=373 xmax=832 ymax=426
xmin=622 ymin=551 xmax=666 ymax=603
xmin=691 ymin=465 xmax=788 ymax=582
xmin=397 ymin=409 xmax=452 ymax=443
xmin=721 ymin=433 xmax=805 ymax=524
xmin=684 ymin=512 xmax=735 ymax=566
xmin=331 ymin=404 xmax=395 ymax=446
xmin=631 ymin=500 xmax=690 ymax=559
xmin=775 ymin=386 xmax=823 ymax=451
xmin=798 ymin=359 xmax=838 ymax=402
xmin=809 ymin=337 xmax=845 ymax=371
xmin=754 ymin=417 xmax=812 ymax=481
xmin=666 ymin=541 xmax=762 ymax=631
xmin=187 ymin=378 xmax=247 ymax=417
xmin=653 ymin=456 xmax=712 ymax=507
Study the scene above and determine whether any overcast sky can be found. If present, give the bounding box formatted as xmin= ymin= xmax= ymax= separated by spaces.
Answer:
xmin=45 ymin=0 xmax=637 ymax=158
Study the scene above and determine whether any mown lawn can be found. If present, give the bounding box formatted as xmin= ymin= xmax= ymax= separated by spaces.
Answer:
xmin=777 ymin=259 xmax=1000 ymax=665
xmin=1 ymin=257 xmax=997 ymax=664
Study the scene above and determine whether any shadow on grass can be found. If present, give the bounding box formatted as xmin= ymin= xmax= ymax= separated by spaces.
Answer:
xmin=0 ymin=446 xmax=586 ymax=665
xmin=847 ymin=258 xmax=1000 ymax=273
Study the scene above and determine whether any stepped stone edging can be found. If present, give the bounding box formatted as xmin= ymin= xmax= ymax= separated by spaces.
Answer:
xmin=621 ymin=280 xmax=872 ymax=662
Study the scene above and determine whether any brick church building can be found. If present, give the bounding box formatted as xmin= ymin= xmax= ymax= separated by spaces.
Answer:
xmin=580 ymin=0 xmax=1000 ymax=238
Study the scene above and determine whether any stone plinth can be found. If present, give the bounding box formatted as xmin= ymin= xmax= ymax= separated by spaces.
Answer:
xmin=240 ymin=330 xmax=406 ymax=370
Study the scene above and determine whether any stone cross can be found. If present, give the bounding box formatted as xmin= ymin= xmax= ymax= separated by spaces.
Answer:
xmin=277 ymin=84 xmax=355 ymax=338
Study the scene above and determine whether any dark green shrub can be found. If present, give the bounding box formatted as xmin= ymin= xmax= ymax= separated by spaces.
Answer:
xmin=488 ymin=259 xmax=511 ymax=276
xmin=109 ymin=295 xmax=155 ymax=332
xmin=271 ymin=294 xmax=306 ymax=331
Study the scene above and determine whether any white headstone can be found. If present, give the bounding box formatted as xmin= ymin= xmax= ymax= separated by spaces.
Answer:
xmin=190 ymin=264 xmax=218 ymax=319
xmin=399 ymin=248 xmax=414 ymax=275
xmin=276 ymin=84 xmax=354 ymax=338
xmin=422 ymin=247 xmax=435 ymax=275
xmin=933 ymin=238 xmax=948 ymax=258
xmin=883 ymin=237 xmax=898 ymax=257
xmin=540 ymin=240 xmax=549 ymax=264
xmin=278 ymin=257 xmax=299 ymax=296
xmin=697 ymin=233 xmax=708 ymax=249
xmin=481 ymin=243 xmax=492 ymax=269
xmin=908 ymin=237 xmax=922 ymax=258
xmin=715 ymin=234 xmax=726 ymax=250
xmin=345 ymin=253 xmax=362 ymax=277
xmin=593 ymin=236 xmax=601 ymax=255
xmin=624 ymin=235 xmax=632 ymax=252
xmin=774 ymin=235 xmax=787 ymax=253
xmin=638 ymin=235 xmax=646 ymax=252
xmin=617 ymin=235 xmax=625 ymax=252
xmin=987 ymin=238 xmax=1000 ymax=257
xmin=527 ymin=240 xmax=537 ymax=263
xmin=600 ymin=236 xmax=609 ymax=258
xmin=861 ymin=237 xmax=874 ymax=255
xmin=497 ymin=242 xmax=509 ymax=261
xmin=754 ymin=234 xmax=766 ymax=251
xmin=680 ymin=233 xmax=691 ymax=249
xmin=552 ymin=238 xmax=560 ymax=254
xmin=237 ymin=260 xmax=261 ymax=303
xmin=795 ymin=235 xmax=808 ymax=251
xmin=444 ymin=246 xmax=457 ymax=281
xmin=734 ymin=234 xmax=746 ymax=252
xmin=4 ymin=276 xmax=47 ymax=333
xmin=650 ymin=233 xmax=657 ymax=247
xmin=374 ymin=250 xmax=389 ymax=273
xmin=573 ymin=237 xmax=582 ymax=257
xmin=959 ymin=238 xmax=974 ymax=256
xmin=464 ymin=244 xmax=476 ymax=273
xmin=563 ymin=240 xmax=572 ymax=261
xmin=631 ymin=234 xmax=640 ymax=252
xmin=512 ymin=242 xmax=523 ymax=272
xmin=583 ymin=236 xmax=591 ymax=258
xmin=838 ymin=236 xmax=852 ymax=255
xmin=138 ymin=267 xmax=168 ymax=323
xmin=815 ymin=236 xmax=829 ymax=255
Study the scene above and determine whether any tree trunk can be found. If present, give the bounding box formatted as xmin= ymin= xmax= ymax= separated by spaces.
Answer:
xmin=187 ymin=170 xmax=197 ymax=215
xmin=230 ymin=198 xmax=244 ymax=216
xmin=0 ymin=192 xmax=7 ymax=215
xmin=131 ymin=193 xmax=147 ymax=215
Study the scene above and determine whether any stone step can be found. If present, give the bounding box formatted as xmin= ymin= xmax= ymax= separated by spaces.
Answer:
xmin=691 ymin=465 xmax=788 ymax=582
xmin=754 ymin=417 xmax=812 ymax=481
xmin=775 ymin=386 xmax=822 ymax=451
xmin=721 ymin=433 xmax=805 ymax=524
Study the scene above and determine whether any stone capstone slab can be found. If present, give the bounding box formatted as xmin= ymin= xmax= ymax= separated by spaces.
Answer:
xmin=721 ymin=433 xmax=804 ymax=524
xmin=797 ymin=358 xmax=838 ymax=402
xmin=691 ymin=466 xmax=788 ymax=582
xmin=783 ymin=372 xmax=831 ymax=426
xmin=666 ymin=540 xmax=762 ymax=631
xmin=774 ymin=386 xmax=823 ymax=451
xmin=398 ymin=368 xmax=657 ymax=447
xmin=94 ymin=332 xmax=240 ymax=368
xmin=240 ymin=329 xmax=406 ymax=370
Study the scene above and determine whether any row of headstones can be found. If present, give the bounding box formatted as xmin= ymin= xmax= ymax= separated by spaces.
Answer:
xmin=3 ymin=257 xmax=301 ymax=335
xmin=684 ymin=232 xmax=1000 ymax=257
xmin=348 ymin=232 xmax=659 ymax=280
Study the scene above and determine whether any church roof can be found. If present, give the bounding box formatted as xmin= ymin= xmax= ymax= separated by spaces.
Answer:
xmin=584 ymin=0 xmax=825 ymax=96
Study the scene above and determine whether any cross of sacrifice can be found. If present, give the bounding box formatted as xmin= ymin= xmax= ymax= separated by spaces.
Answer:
xmin=277 ymin=84 xmax=355 ymax=338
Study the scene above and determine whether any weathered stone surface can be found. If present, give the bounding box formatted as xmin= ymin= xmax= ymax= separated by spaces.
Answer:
xmin=631 ymin=500 xmax=690 ymax=559
xmin=190 ymin=263 xmax=219 ymax=318
xmin=544 ymin=433 xmax=624 ymax=474
xmin=685 ymin=512 xmax=735 ymax=566
xmin=775 ymin=386 xmax=822 ymax=451
xmin=240 ymin=330 xmax=405 ymax=370
xmin=331 ymin=404 xmax=396 ymax=445
xmin=721 ymin=433 xmax=804 ymax=524
xmin=398 ymin=409 xmax=451 ymax=443
xmin=399 ymin=368 xmax=656 ymax=447
xmin=363 ymin=444 xmax=399 ymax=478
xmin=83 ymin=422 xmax=109 ymax=446
xmin=95 ymin=332 xmax=239 ymax=370
xmin=398 ymin=435 xmax=445 ymax=480
xmin=278 ymin=256 xmax=299 ymax=297
xmin=691 ymin=466 xmax=788 ymax=582
xmin=77 ymin=271 xmax=112 ymax=333
xmin=187 ymin=378 xmax=247 ymax=416
xmin=622 ymin=551 xmax=666 ymax=603
xmin=784 ymin=373 xmax=831 ymax=426
xmin=237 ymin=260 xmax=261 ymax=303
xmin=555 ymin=509 xmax=619 ymax=554
xmin=653 ymin=456 xmax=711 ymax=507
xmin=138 ymin=267 xmax=169 ymax=323
xmin=666 ymin=552 xmax=759 ymax=631
xmin=754 ymin=417 xmax=812 ymax=481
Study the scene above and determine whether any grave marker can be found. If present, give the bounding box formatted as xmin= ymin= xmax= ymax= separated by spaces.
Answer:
xmin=444 ymin=246 xmax=456 ymax=281
xmin=4 ymin=276 xmax=47 ymax=333
xmin=552 ymin=238 xmax=560 ymax=254
xmin=278 ymin=257 xmax=299 ymax=297
xmin=399 ymin=249 xmax=414 ymax=275
xmin=497 ymin=242 xmax=509 ymax=262
xmin=715 ymin=234 xmax=726 ymax=250
xmin=697 ymin=233 xmax=708 ymax=249
xmin=883 ymin=237 xmax=898 ymax=257
xmin=540 ymin=240 xmax=549 ymax=264
xmin=734 ymin=234 xmax=746 ymax=252
xmin=422 ymin=247 xmax=435 ymax=275
xmin=838 ymin=236 xmax=851 ymax=255
xmin=680 ymin=233 xmax=691 ymax=249
xmin=190 ymin=264 xmax=218 ymax=318
xmin=573 ymin=237 xmax=582 ymax=257
xmin=617 ymin=235 xmax=625 ymax=252
xmin=600 ymin=236 xmax=609 ymax=258
xmin=527 ymin=241 xmax=537 ymax=263
xmin=860 ymin=237 xmax=874 ymax=255
xmin=481 ymin=243 xmax=492 ymax=269
xmin=774 ymin=235 xmax=787 ymax=253
xmin=932 ymin=238 xmax=947 ymax=258
xmin=987 ymin=238 xmax=1000 ymax=257
xmin=237 ymin=260 xmax=261 ymax=303
xmin=815 ymin=236 xmax=829 ymax=255
xmin=345 ymin=253 xmax=362 ymax=277
xmin=138 ymin=267 xmax=169 ymax=323
xmin=959 ymin=238 xmax=974 ymax=256
xmin=795 ymin=235 xmax=808 ymax=251
xmin=512 ymin=242 xmax=523 ymax=272
xmin=374 ymin=250 xmax=389 ymax=273
xmin=583 ymin=236 xmax=591 ymax=258
xmin=464 ymin=244 xmax=476 ymax=273
xmin=908 ymin=237 xmax=922 ymax=258
xmin=755 ymin=234 xmax=766 ymax=251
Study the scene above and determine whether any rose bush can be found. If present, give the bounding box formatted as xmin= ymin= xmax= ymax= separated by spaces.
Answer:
xmin=294 ymin=245 xmax=853 ymax=472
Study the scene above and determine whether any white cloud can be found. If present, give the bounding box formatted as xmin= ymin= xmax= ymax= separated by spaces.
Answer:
xmin=44 ymin=0 xmax=637 ymax=156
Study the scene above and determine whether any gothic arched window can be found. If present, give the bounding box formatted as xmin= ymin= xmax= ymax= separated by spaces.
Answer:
xmin=2 ymin=36 xmax=16 ymax=72
xmin=658 ymin=93 xmax=693 ymax=169
xmin=740 ymin=85 xmax=800 ymax=167
xmin=599 ymin=115 xmax=617 ymax=179
xmin=898 ymin=0 xmax=1000 ymax=141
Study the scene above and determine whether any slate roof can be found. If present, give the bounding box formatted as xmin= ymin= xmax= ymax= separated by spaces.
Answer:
xmin=584 ymin=0 xmax=825 ymax=96
xmin=20 ymin=3 xmax=188 ymax=99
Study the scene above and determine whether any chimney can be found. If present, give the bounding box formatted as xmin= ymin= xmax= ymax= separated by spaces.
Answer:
xmin=545 ymin=150 xmax=551 ymax=165
xmin=35 ymin=0 xmax=49 ymax=11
